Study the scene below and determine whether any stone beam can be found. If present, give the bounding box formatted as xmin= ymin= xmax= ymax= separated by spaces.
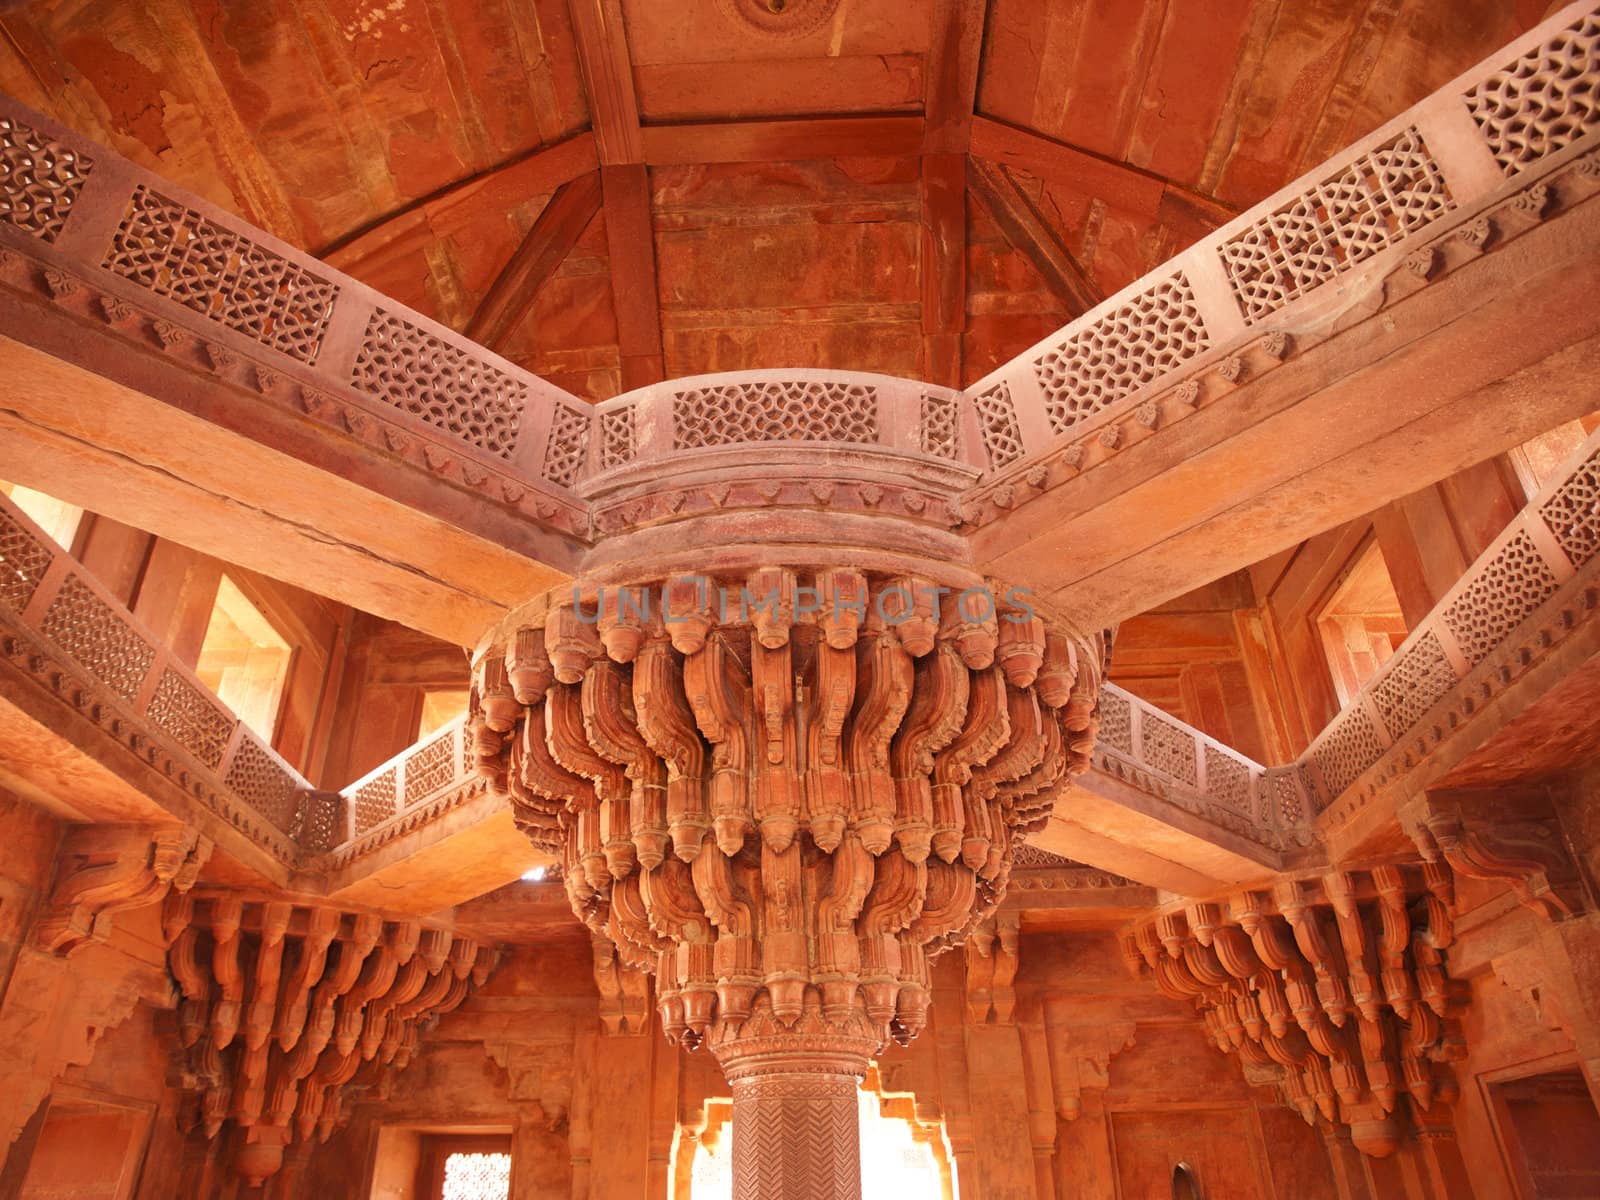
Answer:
xmin=969 ymin=116 xmax=1236 ymax=226
xmin=1300 ymin=430 xmax=1600 ymax=859
xmin=967 ymin=156 xmax=1103 ymax=318
xmin=961 ymin=4 xmax=1600 ymax=631
xmin=318 ymin=132 xmax=600 ymax=273
xmin=638 ymin=115 xmax=925 ymax=166
xmin=465 ymin=171 xmax=605 ymax=352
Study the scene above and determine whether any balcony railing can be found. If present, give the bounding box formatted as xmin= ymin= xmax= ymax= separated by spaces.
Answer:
xmin=0 ymin=492 xmax=314 ymax=863
xmin=959 ymin=4 xmax=1600 ymax=488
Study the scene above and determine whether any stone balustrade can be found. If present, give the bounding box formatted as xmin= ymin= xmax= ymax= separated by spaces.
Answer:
xmin=1306 ymin=430 xmax=1600 ymax=830
xmin=3 ymin=5 xmax=1595 ymax=509
xmin=0 ymin=492 xmax=313 ymax=866
xmin=959 ymin=5 xmax=1600 ymax=495
xmin=1094 ymin=684 xmax=1313 ymax=852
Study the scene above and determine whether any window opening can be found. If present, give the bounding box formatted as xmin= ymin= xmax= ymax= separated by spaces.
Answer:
xmin=0 ymin=480 xmax=83 ymax=550
xmin=419 ymin=688 xmax=470 ymax=739
xmin=1315 ymin=542 xmax=1407 ymax=706
xmin=195 ymin=575 xmax=292 ymax=740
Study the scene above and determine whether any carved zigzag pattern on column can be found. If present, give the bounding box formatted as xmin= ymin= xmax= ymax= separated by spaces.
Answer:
xmin=733 ymin=1078 xmax=861 ymax=1200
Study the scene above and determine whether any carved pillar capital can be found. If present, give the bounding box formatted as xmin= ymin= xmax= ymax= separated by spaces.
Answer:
xmin=1126 ymin=862 xmax=1466 ymax=1156
xmin=164 ymin=892 xmax=499 ymax=1185
xmin=35 ymin=824 xmax=211 ymax=956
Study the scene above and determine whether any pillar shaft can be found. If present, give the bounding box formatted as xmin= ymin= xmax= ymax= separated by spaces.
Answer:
xmin=710 ymin=999 xmax=878 ymax=1200
xmin=730 ymin=1069 xmax=862 ymax=1200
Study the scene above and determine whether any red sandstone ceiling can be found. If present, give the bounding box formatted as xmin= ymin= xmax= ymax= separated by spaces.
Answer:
xmin=0 ymin=0 xmax=1553 ymax=400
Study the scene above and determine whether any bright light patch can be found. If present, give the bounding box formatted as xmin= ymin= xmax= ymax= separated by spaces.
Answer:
xmin=686 ymin=1084 xmax=946 ymax=1198
xmin=521 ymin=866 xmax=548 ymax=882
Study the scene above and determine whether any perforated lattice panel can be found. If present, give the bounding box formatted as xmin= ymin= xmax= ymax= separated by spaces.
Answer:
xmin=40 ymin=575 xmax=155 ymax=702
xmin=0 ymin=116 xmax=92 ymax=242
xmin=106 ymin=186 xmax=337 ymax=362
xmin=1219 ymin=127 xmax=1451 ymax=324
xmin=1466 ymin=13 xmax=1600 ymax=175
xmin=351 ymin=310 xmax=526 ymax=458
xmin=1034 ymin=274 xmax=1208 ymax=434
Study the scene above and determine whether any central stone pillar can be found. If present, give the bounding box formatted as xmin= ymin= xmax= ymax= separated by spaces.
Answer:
xmin=466 ymin=426 xmax=1112 ymax=1200
xmin=711 ymin=998 xmax=878 ymax=1200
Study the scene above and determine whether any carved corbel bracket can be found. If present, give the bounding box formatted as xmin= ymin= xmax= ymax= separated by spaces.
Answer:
xmin=1405 ymin=794 xmax=1586 ymax=923
xmin=484 ymin=1041 xmax=570 ymax=1131
xmin=591 ymin=932 xmax=652 ymax=1036
xmin=35 ymin=825 xmax=212 ymax=956
xmin=963 ymin=913 xmax=1020 ymax=1025
xmin=1045 ymin=1018 xmax=1136 ymax=1120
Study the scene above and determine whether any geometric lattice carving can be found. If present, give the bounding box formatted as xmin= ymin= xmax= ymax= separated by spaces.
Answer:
xmin=1466 ymin=13 xmax=1600 ymax=176
xmin=1370 ymin=631 xmax=1458 ymax=740
xmin=149 ymin=668 xmax=234 ymax=769
xmin=919 ymin=392 xmax=959 ymax=459
xmin=105 ymin=186 xmax=338 ymax=363
xmin=1010 ymin=844 xmax=1087 ymax=869
xmin=973 ymin=381 xmax=1024 ymax=471
xmin=1220 ymin=127 xmax=1452 ymax=324
xmin=1540 ymin=449 xmax=1600 ymax=567
xmin=40 ymin=575 xmax=155 ymax=702
xmin=1311 ymin=708 xmax=1384 ymax=805
xmin=1034 ymin=273 xmax=1209 ymax=433
xmin=0 ymin=507 xmax=54 ymax=614
xmin=1204 ymin=744 xmax=1252 ymax=812
xmin=599 ymin=406 xmax=636 ymax=471
xmin=672 ymin=381 xmax=878 ymax=449
xmin=1098 ymin=688 xmax=1133 ymax=754
xmin=542 ymin=403 xmax=592 ymax=488
xmin=403 ymin=731 xmax=457 ymax=808
xmin=223 ymin=737 xmax=301 ymax=833
xmin=1442 ymin=530 xmax=1560 ymax=667
xmin=1139 ymin=710 xmax=1198 ymax=786
xmin=352 ymin=767 xmax=398 ymax=835
xmin=441 ymin=1152 xmax=511 ymax=1200
xmin=1272 ymin=769 xmax=1305 ymax=825
xmin=0 ymin=116 xmax=92 ymax=243
xmin=351 ymin=310 xmax=525 ymax=458
xmin=299 ymin=793 xmax=345 ymax=853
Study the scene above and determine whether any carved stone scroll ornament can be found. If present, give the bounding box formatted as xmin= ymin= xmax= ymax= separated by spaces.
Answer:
xmin=1407 ymin=797 xmax=1585 ymax=922
xmin=162 ymin=892 xmax=498 ymax=1186
xmin=1123 ymin=863 xmax=1463 ymax=1159
xmin=35 ymin=824 xmax=211 ymax=956
xmin=470 ymin=568 xmax=1109 ymax=1198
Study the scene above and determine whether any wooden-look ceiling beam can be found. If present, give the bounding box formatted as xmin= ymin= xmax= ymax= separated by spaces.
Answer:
xmin=967 ymin=156 xmax=1103 ymax=318
xmin=971 ymin=116 xmax=1237 ymax=226
xmin=921 ymin=154 xmax=966 ymax=389
xmin=566 ymin=0 xmax=643 ymax=166
xmin=465 ymin=171 xmax=604 ymax=352
xmin=640 ymin=115 xmax=925 ymax=165
xmin=919 ymin=1 xmax=984 ymax=388
xmin=924 ymin=0 xmax=986 ymax=155
xmin=602 ymin=162 xmax=666 ymax=389
xmin=317 ymin=133 xmax=598 ymax=272
xmin=568 ymin=0 xmax=664 ymax=388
